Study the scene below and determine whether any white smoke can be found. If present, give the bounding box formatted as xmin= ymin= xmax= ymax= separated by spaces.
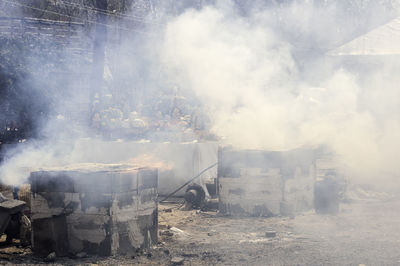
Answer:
xmin=1 ymin=1 xmax=400 ymax=189
xmin=160 ymin=3 xmax=400 ymax=187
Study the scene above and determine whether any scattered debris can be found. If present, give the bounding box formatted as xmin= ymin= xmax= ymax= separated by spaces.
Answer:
xmin=0 ymin=253 xmax=11 ymax=260
xmin=265 ymin=231 xmax=277 ymax=238
xmin=207 ymin=230 xmax=218 ymax=236
xmin=0 ymin=196 xmax=29 ymax=249
xmin=44 ymin=252 xmax=56 ymax=262
xmin=180 ymin=253 xmax=199 ymax=258
xmin=239 ymin=238 xmax=271 ymax=244
xmin=204 ymin=198 xmax=219 ymax=211
xmin=170 ymin=227 xmax=188 ymax=236
xmin=160 ymin=230 xmax=174 ymax=237
xmin=171 ymin=256 xmax=185 ymax=265
xmin=76 ymin=252 xmax=87 ymax=258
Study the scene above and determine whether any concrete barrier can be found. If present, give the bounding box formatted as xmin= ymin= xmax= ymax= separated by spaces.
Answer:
xmin=29 ymin=164 xmax=157 ymax=256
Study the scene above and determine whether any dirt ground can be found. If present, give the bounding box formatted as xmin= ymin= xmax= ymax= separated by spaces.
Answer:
xmin=1 ymin=193 xmax=400 ymax=265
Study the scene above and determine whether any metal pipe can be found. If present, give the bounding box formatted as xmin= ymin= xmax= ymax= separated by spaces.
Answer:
xmin=159 ymin=162 xmax=218 ymax=203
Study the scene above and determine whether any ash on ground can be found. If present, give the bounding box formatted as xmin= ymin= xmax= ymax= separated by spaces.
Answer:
xmin=1 ymin=191 xmax=400 ymax=265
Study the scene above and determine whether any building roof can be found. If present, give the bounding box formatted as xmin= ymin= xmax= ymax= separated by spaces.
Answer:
xmin=329 ymin=17 xmax=400 ymax=56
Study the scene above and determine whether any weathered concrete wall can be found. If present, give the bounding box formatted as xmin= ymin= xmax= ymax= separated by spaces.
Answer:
xmin=219 ymin=168 xmax=282 ymax=216
xmin=29 ymin=164 xmax=157 ymax=256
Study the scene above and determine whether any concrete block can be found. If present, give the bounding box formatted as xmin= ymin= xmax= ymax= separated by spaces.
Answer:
xmin=112 ymin=172 xmax=138 ymax=193
xmin=111 ymin=209 xmax=157 ymax=255
xmin=138 ymin=168 xmax=158 ymax=190
xmin=29 ymin=164 xmax=158 ymax=256
xmin=30 ymin=171 xmax=75 ymax=193
xmin=31 ymin=215 xmax=69 ymax=256
xmin=218 ymin=169 xmax=282 ymax=216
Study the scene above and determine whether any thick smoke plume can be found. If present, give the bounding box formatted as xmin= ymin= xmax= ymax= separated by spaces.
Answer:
xmin=1 ymin=1 xmax=400 ymax=189
xmin=160 ymin=2 xmax=400 ymax=187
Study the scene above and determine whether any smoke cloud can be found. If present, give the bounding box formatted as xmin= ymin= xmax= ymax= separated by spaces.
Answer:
xmin=160 ymin=2 xmax=400 ymax=187
xmin=1 ymin=0 xmax=399 ymax=190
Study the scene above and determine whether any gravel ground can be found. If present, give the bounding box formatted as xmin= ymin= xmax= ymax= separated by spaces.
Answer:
xmin=1 ymin=195 xmax=400 ymax=265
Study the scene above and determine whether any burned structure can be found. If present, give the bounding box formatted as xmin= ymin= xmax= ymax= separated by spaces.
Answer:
xmin=29 ymin=164 xmax=158 ymax=256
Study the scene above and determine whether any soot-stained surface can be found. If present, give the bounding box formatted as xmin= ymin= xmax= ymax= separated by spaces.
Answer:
xmin=28 ymin=166 xmax=158 ymax=257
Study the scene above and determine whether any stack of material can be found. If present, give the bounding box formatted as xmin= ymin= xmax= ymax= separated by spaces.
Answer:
xmin=29 ymin=163 xmax=158 ymax=256
xmin=219 ymin=168 xmax=282 ymax=217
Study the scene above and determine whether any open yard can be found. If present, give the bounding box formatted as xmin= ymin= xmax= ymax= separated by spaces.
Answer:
xmin=1 ymin=193 xmax=399 ymax=265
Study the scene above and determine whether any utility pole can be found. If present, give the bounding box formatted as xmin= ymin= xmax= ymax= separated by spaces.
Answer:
xmin=90 ymin=0 xmax=108 ymax=126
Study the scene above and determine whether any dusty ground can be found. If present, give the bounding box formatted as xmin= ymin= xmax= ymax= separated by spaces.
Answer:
xmin=1 ymin=194 xmax=400 ymax=265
